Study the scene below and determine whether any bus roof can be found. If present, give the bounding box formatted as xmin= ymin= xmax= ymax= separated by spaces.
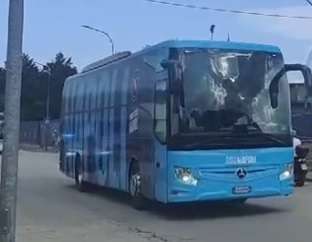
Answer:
xmin=75 ymin=40 xmax=282 ymax=77
xmin=139 ymin=40 xmax=281 ymax=55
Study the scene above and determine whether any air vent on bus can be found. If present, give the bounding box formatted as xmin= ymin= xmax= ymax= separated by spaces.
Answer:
xmin=82 ymin=51 xmax=132 ymax=73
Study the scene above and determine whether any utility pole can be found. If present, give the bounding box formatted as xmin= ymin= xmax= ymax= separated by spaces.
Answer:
xmin=0 ymin=0 xmax=24 ymax=242
xmin=306 ymin=0 xmax=312 ymax=7
xmin=35 ymin=62 xmax=51 ymax=151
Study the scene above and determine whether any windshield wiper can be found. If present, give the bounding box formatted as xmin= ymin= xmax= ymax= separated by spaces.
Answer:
xmin=233 ymin=125 xmax=288 ymax=146
xmin=172 ymin=134 xmax=241 ymax=149
xmin=252 ymin=132 xmax=288 ymax=146
xmin=225 ymin=122 xmax=289 ymax=146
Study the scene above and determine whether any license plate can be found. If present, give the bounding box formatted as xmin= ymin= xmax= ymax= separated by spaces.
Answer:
xmin=301 ymin=164 xmax=308 ymax=171
xmin=233 ymin=186 xmax=251 ymax=194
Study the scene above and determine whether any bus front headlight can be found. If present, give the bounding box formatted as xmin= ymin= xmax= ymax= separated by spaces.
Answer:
xmin=279 ymin=164 xmax=294 ymax=181
xmin=175 ymin=167 xmax=198 ymax=186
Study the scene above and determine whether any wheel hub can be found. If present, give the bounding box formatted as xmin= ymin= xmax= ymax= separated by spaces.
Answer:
xmin=78 ymin=172 xmax=83 ymax=184
xmin=130 ymin=174 xmax=141 ymax=197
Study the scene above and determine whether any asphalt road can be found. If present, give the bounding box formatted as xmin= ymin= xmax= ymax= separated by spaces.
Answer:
xmin=14 ymin=151 xmax=312 ymax=242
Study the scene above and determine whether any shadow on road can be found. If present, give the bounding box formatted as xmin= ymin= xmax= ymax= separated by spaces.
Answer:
xmin=149 ymin=202 xmax=286 ymax=221
xmin=66 ymin=183 xmax=287 ymax=221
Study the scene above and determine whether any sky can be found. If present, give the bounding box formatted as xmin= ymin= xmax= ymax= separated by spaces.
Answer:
xmin=1 ymin=0 xmax=312 ymax=77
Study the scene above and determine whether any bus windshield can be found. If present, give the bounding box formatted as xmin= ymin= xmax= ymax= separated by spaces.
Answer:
xmin=170 ymin=49 xmax=291 ymax=147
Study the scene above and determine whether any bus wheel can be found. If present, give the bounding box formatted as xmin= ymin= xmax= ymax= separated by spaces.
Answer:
xmin=129 ymin=163 xmax=146 ymax=210
xmin=74 ymin=156 xmax=88 ymax=192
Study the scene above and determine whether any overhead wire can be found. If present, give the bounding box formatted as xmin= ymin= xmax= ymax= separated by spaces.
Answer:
xmin=144 ymin=0 xmax=312 ymax=20
xmin=306 ymin=0 xmax=312 ymax=7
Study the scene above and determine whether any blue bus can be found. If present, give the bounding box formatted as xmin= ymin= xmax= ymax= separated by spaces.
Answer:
xmin=60 ymin=40 xmax=312 ymax=209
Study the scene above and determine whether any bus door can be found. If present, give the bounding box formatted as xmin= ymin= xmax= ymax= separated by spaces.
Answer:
xmin=154 ymin=76 xmax=168 ymax=203
xmin=154 ymin=141 xmax=167 ymax=202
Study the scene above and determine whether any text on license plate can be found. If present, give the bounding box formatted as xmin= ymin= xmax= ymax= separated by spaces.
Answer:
xmin=233 ymin=186 xmax=252 ymax=194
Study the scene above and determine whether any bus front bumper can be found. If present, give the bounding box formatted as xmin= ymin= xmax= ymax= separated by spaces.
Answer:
xmin=166 ymin=148 xmax=294 ymax=203
xmin=168 ymin=174 xmax=294 ymax=203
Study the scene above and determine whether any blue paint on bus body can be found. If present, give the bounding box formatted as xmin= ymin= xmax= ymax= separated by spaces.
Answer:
xmin=60 ymin=40 xmax=294 ymax=205
xmin=141 ymin=40 xmax=282 ymax=55
xmin=166 ymin=147 xmax=294 ymax=203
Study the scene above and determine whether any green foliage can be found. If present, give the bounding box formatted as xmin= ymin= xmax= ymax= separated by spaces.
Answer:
xmin=21 ymin=54 xmax=44 ymax=121
xmin=0 ymin=52 xmax=77 ymax=121
xmin=46 ymin=53 xmax=77 ymax=120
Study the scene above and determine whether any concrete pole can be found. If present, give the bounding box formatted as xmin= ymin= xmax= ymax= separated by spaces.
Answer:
xmin=0 ymin=0 xmax=24 ymax=241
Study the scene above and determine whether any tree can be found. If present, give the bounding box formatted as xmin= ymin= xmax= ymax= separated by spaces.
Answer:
xmin=20 ymin=54 xmax=45 ymax=121
xmin=0 ymin=55 xmax=45 ymax=121
xmin=0 ymin=52 xmax=77 ymax=121
xmin=46 ymin=53 xmax=77 ymax=119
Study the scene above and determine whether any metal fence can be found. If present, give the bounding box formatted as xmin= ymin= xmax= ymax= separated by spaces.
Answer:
xmin=19 ymin=120 xmax=60 ymax=149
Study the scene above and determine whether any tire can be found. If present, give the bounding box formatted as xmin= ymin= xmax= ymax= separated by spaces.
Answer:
xmin=296 ymin=180 xmax=305 ymax=187
xmin=129 ymin=162 xmax=146 ymax=210
xmin=295 ymin=170 xmax=307 ymax=187
xmin=296 ymin=176 xmax=305 ymax=187
xmin=74 ymin=155 xmax=89 ymax=192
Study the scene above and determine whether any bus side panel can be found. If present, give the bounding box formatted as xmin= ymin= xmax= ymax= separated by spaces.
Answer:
xmin=74 ymin=77 xmax=85 ymax=175
xmin=88 ymin=76 xmax=99 ymax=184
xmin=69 ymin=114 xmax=75 ymax=177
xmin=61 ymin=48 xmax=167 ymax=198
xmin=77 ymin=65 xmax=130 ymax=191
xmin=82 ymin=80 xmax=94 ymax=183
xmin=119 ymin=67 xmax=130 ymax=191
xmin=59 ymin=81 xmax=66 ymax=173
xmin=102 ymin=71 xmax=112 ymax=186
xmin=126 ymin=48 xmax=170 ymax=200
xmin=95 ymin=72 xmax=106 ymax=187
xmin=93 ymin=73 xmax=103 ymax=186
xmin=83 ymin=70 xmax=112 ymax=186
xmin=126 ymin=57 xmax=155 ymax=199
xmin=108 ymin=66 xmax=131 ymax=191
xmin=60 ymin=79 xmax=75 ymax=178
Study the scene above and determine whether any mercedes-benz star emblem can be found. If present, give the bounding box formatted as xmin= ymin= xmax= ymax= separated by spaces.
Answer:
xmin=236 ymin=168 xmax=247 ymax=179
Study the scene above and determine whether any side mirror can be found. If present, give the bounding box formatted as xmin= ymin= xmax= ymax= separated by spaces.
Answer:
xmin=270 ymin=92 xmax=279 ymax=109
xmin=270 ymin=64 xmax=312 ymax=109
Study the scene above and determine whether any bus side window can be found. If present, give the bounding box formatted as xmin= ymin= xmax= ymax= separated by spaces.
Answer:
xmin=154 ymin=79 xmax=167 ymax=143
xmin=68 ymin=82 xmax=73 ymax=115
xmin=63 ymin=81 xmax=69 ymax=115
